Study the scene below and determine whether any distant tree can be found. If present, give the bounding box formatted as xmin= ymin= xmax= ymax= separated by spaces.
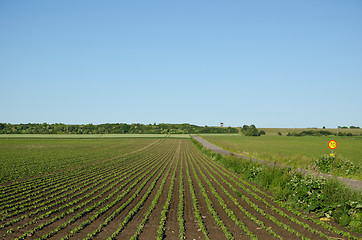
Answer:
xmin=242 ymin=125 xmax=249 ymax=132
xmin=85 ymin=124 xmax=95 ymax=131
xmin=241 ymin=124 xmax=260 ymax=136
xmin=120 ymin=124 xmax=128 ymax=133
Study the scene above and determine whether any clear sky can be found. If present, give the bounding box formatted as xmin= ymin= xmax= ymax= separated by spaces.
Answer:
xmin=1 ymin=1 xmax=361 ymax=128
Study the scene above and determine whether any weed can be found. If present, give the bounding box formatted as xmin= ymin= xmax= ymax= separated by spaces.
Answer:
xmin=310 ymin=154 xmax=360 ymax=176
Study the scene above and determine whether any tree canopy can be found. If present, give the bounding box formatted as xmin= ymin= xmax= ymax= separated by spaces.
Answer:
xmin=0 ymin=123 xmax=239 ymax=135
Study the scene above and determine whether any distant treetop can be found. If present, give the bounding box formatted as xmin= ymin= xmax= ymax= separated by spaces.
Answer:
xmin=0 ymin=123 xmax=239 ymax=134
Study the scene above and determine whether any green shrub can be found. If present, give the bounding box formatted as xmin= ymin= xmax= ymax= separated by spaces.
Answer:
xmin=246 ymin=165 xmax=263 ymax=180
xmin=340 ymin=213 xmax=351 ymax=227
xmin=286 ymin=174 xmax=327 ymax=212
xmin=310 ymin=155 xmax=360 ymax=176
xmin=287 ymin=130 xmax=334 ymax=136
xmin=313 ymin=155 xmax=334 ymax=172
xmin=241 ymin=124 xmax=260 ymax=136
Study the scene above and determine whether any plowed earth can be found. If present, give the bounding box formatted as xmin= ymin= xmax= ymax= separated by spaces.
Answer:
xmin=1 ymin=139 xmax=361 ymax=240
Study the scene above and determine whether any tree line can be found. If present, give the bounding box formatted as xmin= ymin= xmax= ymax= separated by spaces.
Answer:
xmin=0 ymin=123 xmax=239 ymax=135
xmin=286 ymin=130 xmax=361 ymax=137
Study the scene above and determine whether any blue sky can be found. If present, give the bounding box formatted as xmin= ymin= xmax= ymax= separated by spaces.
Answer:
xmin=1 ymin=1 xmax=361 ymax=128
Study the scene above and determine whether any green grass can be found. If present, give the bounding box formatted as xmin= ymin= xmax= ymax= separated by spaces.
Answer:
xmin=199 ymin=134 xmax=362 ymax=180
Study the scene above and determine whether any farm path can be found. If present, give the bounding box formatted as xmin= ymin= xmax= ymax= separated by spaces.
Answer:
xmin=192 ymin=135 xmax=362 ymax=191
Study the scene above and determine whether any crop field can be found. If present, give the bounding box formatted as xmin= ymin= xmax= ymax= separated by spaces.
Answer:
xmin=0 ymin=138 xmax=159 ymax=183
xmin=1 ymin=138 xmax=361 ymax=239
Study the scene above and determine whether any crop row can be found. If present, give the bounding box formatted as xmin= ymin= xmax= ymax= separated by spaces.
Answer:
xmin=155 ymin=147 xmax=180 ymax=240
xmin=1 ymin=139 xmax=164 ymax=208
xmin=177 ymin=151 xmax=185 ymax=240
xmin=3 ymin=153 xmax=154 ymax=232
xmin=127 ymin=149 xmax=178 ymax=240
xmin=190 ymin=151 xmax=263 ymax=239
xmin=1 ymin=162 xmax=129 ymax=221
xmin=184 ymin=149 xmax=210 ymax=240
xmin=0 ymin=140 xmax=161 ymax=207
xmin=187 ymin=151 xmax=235 ymax=239
xmin=2 ymin=140 xmax=174 ymax=239
xmin=67 ymin=145 xmax=175 ymax=240
xmin=27 ymin=146 xmax=175 ymax=240
xmin=194 ymin=150 xmax=295 ymax=239
xmin=0 ymin=138 xmax=158 ymax=184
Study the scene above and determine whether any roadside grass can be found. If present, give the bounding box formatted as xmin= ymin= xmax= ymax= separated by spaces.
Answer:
xmin=191 ymin=138 xmax=362 ymax=233
xmin=199 ymin=134 xmax=362 ymax=181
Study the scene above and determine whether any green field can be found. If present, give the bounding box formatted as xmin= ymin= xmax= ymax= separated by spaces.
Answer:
xmin=0 ymin=134 xmax=188 ymax=183
xmin=0 ymin=138 xmax=158 ymax=183
xmin=200 ymin=134 xmax=362 ymax=180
